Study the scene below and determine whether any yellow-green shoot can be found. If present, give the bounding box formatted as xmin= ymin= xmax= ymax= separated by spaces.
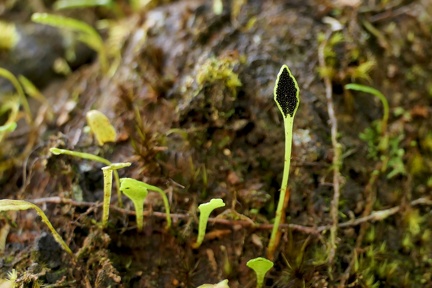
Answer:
xmin=120 ymin=178 xmax=172 ymax=231
xmin=246 ymin=257 xmax=274 ymax=288
xmin=31 ymin=13 xmax=108 ymax=73
xmin=267 ymin=65 xmax=300 ymax=260
xmin=0 ymin=199 xmax=72 ymax=255
xmin=101 ymin=162 xmax=131 ymax=228
xmin=49 ymin=147 xmax=123 ymax=207
xmin=192 ymin=198 xmax=225 ymax=248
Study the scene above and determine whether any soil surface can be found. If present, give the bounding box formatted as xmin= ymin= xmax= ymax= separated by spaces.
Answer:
xmin=0 ymin=0 xmax=431 ymax=287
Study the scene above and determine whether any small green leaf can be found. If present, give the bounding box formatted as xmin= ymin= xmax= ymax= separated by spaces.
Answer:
xmin=86 ymin=110 xmax=117 ymax=146
xmin=120 ymin=178 xmax=149 ymax=231
xmin=120 ymin=178 xmax=172 ymax=231
xmin=193 ymin=198 xmax=225 ymax=248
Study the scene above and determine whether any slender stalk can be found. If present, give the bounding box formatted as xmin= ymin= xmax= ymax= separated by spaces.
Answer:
xmin=133 ymin=197 xmax=145 ymax=231
xmin=101 ymin=168 xmax=113 ymax=227
xmin=267 ymin=65 xmax=300 ymax=260
xmin=267 ymin=117 xmax=294 ymax=258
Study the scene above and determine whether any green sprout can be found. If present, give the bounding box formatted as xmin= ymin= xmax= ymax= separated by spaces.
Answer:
xmin=192 ymin=198 xmax=225 ymax=248
xmin=0 ymin=199 xmax=72 ymax=255
xmin=101 ymin=162 xmax=131 ymax=228
xmin=49 ymin=147 xmax=123 ymax=207
xmin=31 ymin=13 xmax=108 ymax=73
xmin=246 ymin=257 xmax=274 ymax=288
xmin=120 ymin=178 xmax=172 ymax=231
xmin=267 ymin=65 xmax=300 ymax=260
xmin=86 ymin=110 xmax=117 ymax=146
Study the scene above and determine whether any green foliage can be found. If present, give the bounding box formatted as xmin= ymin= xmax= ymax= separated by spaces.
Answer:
xmin=246 ymin=257 xmax=274 ymax=288
xmin=359 ymin=120 xmax=405 ymax=179
xmin=0 ymin=200 xmax=72 ymax=255
xmin=192 ymin=198 xmax=225 ymax=248
xmin=196 ymin=55 xmax=242 ymax=95
xmin=86 ymin=110 xmax=117 ymax=146
xmin=120 ymin=178 xmax=172 ymax=231
xmin=31 ymin=13 xmax=108 ymax=73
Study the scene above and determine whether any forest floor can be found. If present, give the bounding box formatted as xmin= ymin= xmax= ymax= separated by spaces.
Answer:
xmin=0 ymin=0 xmax=431 ymax=287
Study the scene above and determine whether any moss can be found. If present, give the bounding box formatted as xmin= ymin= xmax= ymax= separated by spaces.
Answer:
xmin=196 ymin=54 xmax=243 ymax=96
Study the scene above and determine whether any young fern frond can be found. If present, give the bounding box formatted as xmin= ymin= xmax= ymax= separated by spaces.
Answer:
xmin=267 ymin=65 xmax=300 ymax=260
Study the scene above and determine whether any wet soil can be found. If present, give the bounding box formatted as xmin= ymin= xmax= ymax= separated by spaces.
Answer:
xmin=0 ymin=0 xmax=431 ymax=287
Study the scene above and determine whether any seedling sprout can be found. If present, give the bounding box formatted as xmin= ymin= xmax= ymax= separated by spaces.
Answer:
xmin=101 ymin=162 xmax=131 ymax=228
xmin=120 ymin=178 xmax=172 ymax=231
xmin=267 ymin=65 xmax=300 ymax=260
xmin=246 ymin=257 xmax=274 ymax=288
xmin=0 ymin=199 xmax=72 ymax=255
xmin=192 ymin=198 xmax=225 ymax=248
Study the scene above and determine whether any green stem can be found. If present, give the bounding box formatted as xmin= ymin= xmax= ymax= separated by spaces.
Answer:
xmin=266 ymin=65 xmax=300 ymax=260
xmin=268 ymin=117 xmax=293 ymax=258
xmin=50 ymin=148 xmax=111 ymax=165
xmin=145 ymin=184 xmax=172 ymax=229
xmin=133 ymin=198 xmax=145 ymax=231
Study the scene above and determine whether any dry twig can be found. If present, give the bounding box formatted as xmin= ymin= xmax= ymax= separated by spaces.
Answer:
xmin=318 ymin=30 xmax=344 ymax=265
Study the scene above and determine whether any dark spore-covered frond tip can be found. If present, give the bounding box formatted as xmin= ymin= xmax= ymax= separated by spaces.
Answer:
xmin=274 ymin=65 xmax=300 ymax=118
